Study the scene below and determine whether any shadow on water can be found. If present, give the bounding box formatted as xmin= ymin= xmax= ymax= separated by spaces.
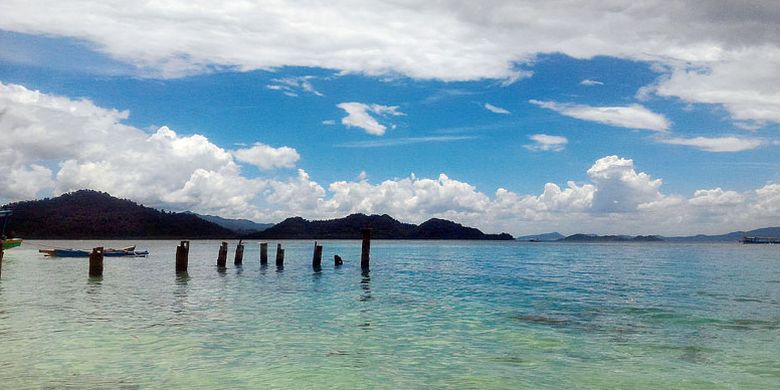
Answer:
xmin=234 ymin=265 xmax=243 ymax=276
xmin=276 ymin=265 xmax=284 ymax=273
xmin=217 ymin=266 xmax=227 ymax=276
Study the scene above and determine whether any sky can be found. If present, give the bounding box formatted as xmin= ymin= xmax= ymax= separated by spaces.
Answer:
xmin=1 ymin=0 xmax=779 ymax=236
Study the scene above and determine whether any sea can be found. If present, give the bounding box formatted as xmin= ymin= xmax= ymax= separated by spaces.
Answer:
xmin=0 ymin=240 xmax=778 ymax=389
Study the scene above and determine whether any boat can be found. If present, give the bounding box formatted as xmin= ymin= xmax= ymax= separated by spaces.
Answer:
xmin=741 ymin=236 xmax=780 ymax=244
xmin=2 ymin=238 xmax=23 ymax=250
xmin=39 ymin=246 xmax=149 ymax=257
xmin=1 ymin=209 xmax=22 ymax=250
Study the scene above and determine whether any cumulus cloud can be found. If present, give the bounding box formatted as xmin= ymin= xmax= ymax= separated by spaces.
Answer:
xmin=484 ymin=103 xmax=511 ymax=114
xmin=3 ymin=81 xmax=780 ymax=235
xmin=580 ymin=79 xmax=604 ymax=86
xmin=337 ymin=102 xmax=404 ymax=136
xmin=524 ymin=134 xmax=568 ymax=152
xmin=233 ymin=143 xmax=300 ymax=170
xmin=530 ymin=100 xmax=671 ymax=131
xmin=656 ymin=136 xmax=764 ymax=152
xmin=0 ymin=81 xmax=290 ymax=219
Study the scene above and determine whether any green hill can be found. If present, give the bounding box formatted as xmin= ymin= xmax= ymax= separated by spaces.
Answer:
xmin=3 ymin=190 xmax=235 ymax=239
xmin=247 ymin=213 xmax=514 ymax=240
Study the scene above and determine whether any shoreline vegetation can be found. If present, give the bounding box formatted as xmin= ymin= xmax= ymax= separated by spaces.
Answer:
xmin=1 ymin=189 xmax=777 ymax=242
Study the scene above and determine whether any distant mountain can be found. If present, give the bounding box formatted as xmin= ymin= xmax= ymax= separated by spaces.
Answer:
xmin=194 ymin=213 xmax=273 ymax=234
xmin=246 ymin=213 xmax=514 ymax=240
xmin=666 ymin=227 xmax=780 ymax=242
xmin=516 ymin=232 xmax=565 ymax=241
xmin=3 ymin=190 xmax=235 ymax=239
xmin=559 ymin=234 xmax=663 ymax=242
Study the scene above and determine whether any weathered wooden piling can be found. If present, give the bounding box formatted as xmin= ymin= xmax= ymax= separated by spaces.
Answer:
xmin=361 ymin=228 xmax=371 ymax=270
xmin=334 ymin=254 xmax=343 ymax=267
xmin=260 ymin=242 xmax=268 ymax=266
xmin=234 ymin=239 xmax=244 ymax=266
xmin=175 ymin=240 xmax=190 ymax=273
xmin=312 ymin=241 xmax=323 ymax=270
xmin=89 ymin=247 xmax=104 ymax=277
xmin=217 ymin=241 xmax=228 ymax=268
xmin=0 ymin=243 xmax=4 ymax=279
xmin=275 ymin=244 xmax=285 ymax=267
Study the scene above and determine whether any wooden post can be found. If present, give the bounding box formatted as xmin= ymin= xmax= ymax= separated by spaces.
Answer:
xmin=89 ymin=247 xmax=104 ymax=277
xmin=260 ymin=242 xmax=268 ymax=266
xmin=312 ymin=241 xmax=323 ymax=270
xmin=175 ymin=240 xmax=190 ymax=273
xmin=0 ymin=242 xmax=4 ymax=279
xmin=275 ymin=244 xmax=284 ymax=268
xmin=361 ymin=228 xmax=371 ymax=270
xmin=234 ymin=240 xmax=244 ymax=266
xmin=217 ymin=241 xmax=228 ymax=268
xmin=334 ymin=254 xmax=343 ymax=267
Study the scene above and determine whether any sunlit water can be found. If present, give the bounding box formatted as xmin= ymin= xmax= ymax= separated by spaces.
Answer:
xmin=1 ymin=240 xmax=778 ymax=389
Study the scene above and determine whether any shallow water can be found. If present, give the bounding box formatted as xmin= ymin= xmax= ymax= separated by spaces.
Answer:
xmin=1 ymin=240 xmax=778 ymax=389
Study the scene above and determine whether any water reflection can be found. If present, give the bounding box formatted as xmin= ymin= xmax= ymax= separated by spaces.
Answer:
xmin=235 ymin=266 xmax=243 ymax=276
xmin=360 ymin=270 xmax=372 ymax=302
xmin=173 ymin=273 xmax=190 ymax=315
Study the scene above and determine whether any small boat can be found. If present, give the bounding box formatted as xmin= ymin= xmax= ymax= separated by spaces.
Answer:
xmin=2 ymin=238 xmax=23 ymax=250
xmin=741 ymin=236 xmax=780 ymax=244
xmin=1 ymin=209 xmax=22 ymax=250
xmin=40 ymin=246 xmax=149 ymax=258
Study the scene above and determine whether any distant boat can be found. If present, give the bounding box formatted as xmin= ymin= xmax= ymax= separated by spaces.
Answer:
xmin=39 ymin=246 xmax=149 ymax=257
xmin=741 ymin=236 xmax=780 ymax=244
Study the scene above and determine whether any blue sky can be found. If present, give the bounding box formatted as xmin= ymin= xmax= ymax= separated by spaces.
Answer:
xmin=1 ymin=1 xmax=779 ymax=235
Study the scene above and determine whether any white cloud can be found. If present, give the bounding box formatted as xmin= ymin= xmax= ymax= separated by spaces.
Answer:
xmin=321 ymin=119 xmax=336 ymax=125
xmin=580 ymin=79 xmax=604 ymax=86
xmin=657 ymin=136 xmax=764 ymax=152
xmin=337 ymin=102 xmax=404 ymax=136
xmin=530 ymin=100 xmax=671 ymax=132
xmin=0 ymin=81 xmax=286 ymax=219
xmin=266 ymin=76 xmax=323 ymax=97
xmin=524 ymin=134 xmax=568 ymax=152
xmin=2 ymin=1 xmax=780 ymax=124
xmin=586 ymin=156 xmax=662 ymax=212
xmin=338 ymin=135 xmax=475 ymax=148
xmin=233 ymin=143 xmax=300 ymax=170
xmin=4 ymin=81 xmax=780 ymax=235
xmin=484 ymin=103 xmax=511 ymax=114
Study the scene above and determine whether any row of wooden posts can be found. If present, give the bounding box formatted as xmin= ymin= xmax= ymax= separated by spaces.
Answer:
xmin=83 ymin=228 xmax=372 ymax=278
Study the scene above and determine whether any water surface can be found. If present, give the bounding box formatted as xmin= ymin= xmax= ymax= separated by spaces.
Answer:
xmin=1 ymin=240 xmax=778 ymax=388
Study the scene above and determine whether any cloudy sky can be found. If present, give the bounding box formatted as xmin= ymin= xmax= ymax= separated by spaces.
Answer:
xmin=1 ymin=1 xmax=779 ymax=235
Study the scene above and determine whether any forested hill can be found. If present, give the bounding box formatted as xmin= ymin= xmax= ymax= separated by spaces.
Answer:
xmin=3 ymin=190 xmax=235 ymax=239
xmin=246 ymin=214 xmax=514 ymax=240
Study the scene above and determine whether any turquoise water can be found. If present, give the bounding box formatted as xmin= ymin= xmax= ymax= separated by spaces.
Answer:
xmin=1 ymin=240 xmax=778 ymax=389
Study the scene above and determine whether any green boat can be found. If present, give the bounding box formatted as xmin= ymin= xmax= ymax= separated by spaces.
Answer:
xmin=1 ymin=209 xmax=21 ymax=250
xmin=2 ymin=238 xmax=22 ymax=250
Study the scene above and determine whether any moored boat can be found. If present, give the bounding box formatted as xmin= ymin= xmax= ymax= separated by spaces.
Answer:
xmin=2 ymin=238 xmax=23 ymax=250
xmin=741 ymin=236 xmax=780 ymax=244
xmin=1 ymin=209 xmax=22 ymax=250
xmin=40 ymin=246 xmax=149 ymax=257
